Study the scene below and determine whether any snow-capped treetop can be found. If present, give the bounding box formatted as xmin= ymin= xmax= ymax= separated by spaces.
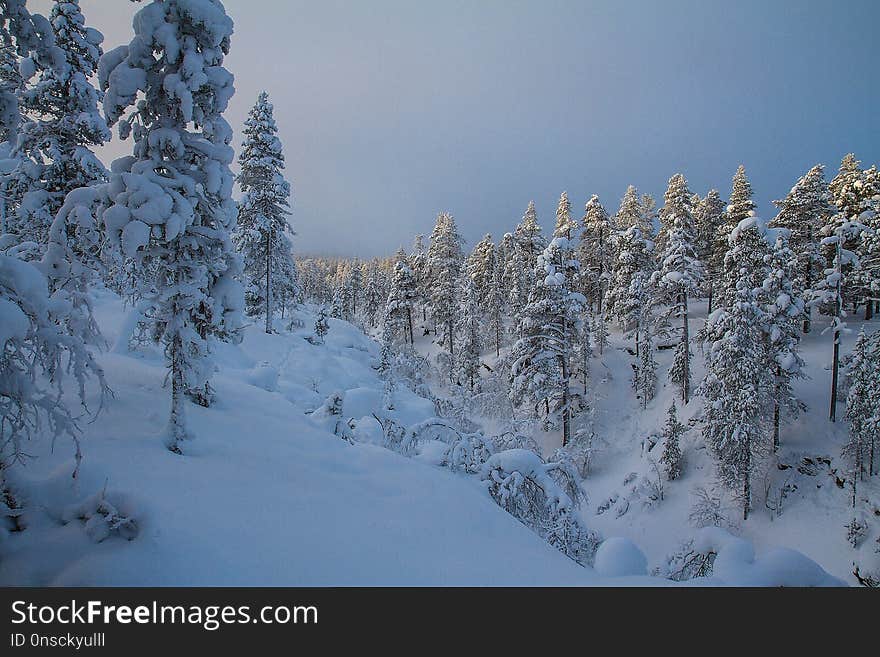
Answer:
xmin=554 ymin=191 xmax=577 ymax=239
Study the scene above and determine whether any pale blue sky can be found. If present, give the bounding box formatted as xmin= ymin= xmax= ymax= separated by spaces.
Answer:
xmin=31 ymin=0 xmax=880 ymax=256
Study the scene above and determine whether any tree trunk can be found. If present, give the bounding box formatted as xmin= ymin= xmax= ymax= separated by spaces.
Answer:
xmin=265 ymin=230 xmax=272 ymax=334
xmin=772 ymin=369 xmax=781 ymax=452
xmin=682 ymin=294 xmax=690 ymax=404
xmin=168 ymin=332 xmax=186 ymax=454
xmin=406 ymin=307 xmax=414 ymax=346
xmin=707 ymin=280 xmax=713 ymax=315
xmin=830 ymin=332 xmax=840 ymax=422
xmin=743 ymin=437 xmax=751 ymax=521
xmin=561 ymin=355 xmax=570 ymax=447
xmin=866 ymin=294 xmax=874 ymax=320
xmin=803 ymin=260 xmax=812 ymax=333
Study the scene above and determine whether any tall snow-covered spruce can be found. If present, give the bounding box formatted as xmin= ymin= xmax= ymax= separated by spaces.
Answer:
xmin=509 ymin=232 xmax=584 ymax=446
xmin=6 ymin=0 xmax=109 ymax=253
xmin=426 ymin=211 xmax=463 ymax=375
xmin=98 ymin=0 xmax=243 ymax=453
xmin=233 ymin=91 xmax=296 ymax=333
xmin=654 ymin=173 xmax=702 ymax=404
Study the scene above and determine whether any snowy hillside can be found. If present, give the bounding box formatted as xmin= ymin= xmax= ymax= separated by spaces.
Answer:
xmin=0 ymin=291 xmax=846 ymax=586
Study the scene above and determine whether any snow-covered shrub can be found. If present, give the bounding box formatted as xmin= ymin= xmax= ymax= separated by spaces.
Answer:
xmin=653 ymin=538 xmax=718 ymax=582
xmin=480 ymin=449 xmax=600 ymax=566
xmin=594 ymin=537 xmax=648 ymax=577
xmin=491 ymin=430 xmax=540 ymax=455
xmin=62 ymin=490 xmax=138 ymax=543
xmin=310 ymin=391 xmax=355 ymax=443
xmin=688 ymin=486 xmax=736 ymax=530
xmin=440 ymin=431 xmax=493 ymax=474
xmin=845 ymin=516 xmax=867 ymax=549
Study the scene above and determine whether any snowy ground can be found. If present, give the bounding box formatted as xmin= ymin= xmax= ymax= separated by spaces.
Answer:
xmin=0 ymin=291 xmax=856 ymax=586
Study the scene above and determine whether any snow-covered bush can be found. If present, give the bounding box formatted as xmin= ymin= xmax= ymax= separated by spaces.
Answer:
xmin=653 ymin=538 xmax=718 ymax=581
xmin=480 ymin=449 xmax=600 ymax=566
xmin=62 ymin=489 xmax=138 ymax=543
xmin=845 ymin=516 xmax=867 ymax=549
xmin=688 ymin=486 xmax=736 ymax=530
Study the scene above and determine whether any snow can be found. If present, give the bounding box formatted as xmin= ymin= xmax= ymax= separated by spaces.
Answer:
xmin=594 ymin=537 xmax=648 ymax=577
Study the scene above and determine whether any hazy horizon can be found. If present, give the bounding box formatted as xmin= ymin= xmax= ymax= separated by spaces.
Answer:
xmin=30 ymin=0 xmax=880 ymax=257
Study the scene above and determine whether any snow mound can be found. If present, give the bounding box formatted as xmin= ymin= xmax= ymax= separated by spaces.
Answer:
xmin=594 ymin=537 xmax=648 ymax=577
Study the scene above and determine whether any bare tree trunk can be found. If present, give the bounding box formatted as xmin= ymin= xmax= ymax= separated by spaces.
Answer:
xmin=168 ymin=332 xmax=186 ymax=454
xmin=707 ymin=280 xmax=713 ymax=315
xmin=561 ymin=355 xmax=570 ymax=447
xmin=406 ymin=307 xmax=414 ymax=346
xmin=743 ymin=438 xmax=751 ymax=520
xmin=265 ymin=230 xmax=272 ymax=334
xmin=682 ymin=294 xmax=690 ymax=404
xmin=772 ymin=369 xmax=781 ymax=452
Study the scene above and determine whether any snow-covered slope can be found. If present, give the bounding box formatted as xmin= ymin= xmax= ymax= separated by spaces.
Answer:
xmin=0 ymin=291 xmax=847 ymax=586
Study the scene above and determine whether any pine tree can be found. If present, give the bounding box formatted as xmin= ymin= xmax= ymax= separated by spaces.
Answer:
xmin=701 ymin=217 xmax=773 ymax=519
xmin=605 ymin=225 xmax=653 ymax=354
xmin=615 ymin=185 xmax=643 ymax=234
xmin=427 ymin=212 xmax=464 ymax=368
xmin=467 ymin=233 xmax=496 ymax=308
xmin=233 ymin=91 xmax=295 ymax=333
xmin=408 ymin=234 xmax=429 ymax=323
xmin=763 ymin=230 xmax=806 ymax=450
xmin=362 ymin=257 xmax=384 ymax=327
xmin=99 ymin=0 xmax=243 ymax=452
xmin=509 ymin=236 xmax=584 ymax=445
xmin=640 ymin=193 xmax=657 ymax=238
xmin=844 ymin=328 xmax=879 ymax=495
xmin=769 ymin=164 xmax=833 ymax=332
xmin=506 ymin=201 xmax=546 ymax=333
xmin=850 ymin=165 xmax=880 ymax=319
xmin=554 ymin=191 xmax=577 ymax=239
xmin=660 ymin=402 xmax=685 ymax=480
xmin=383 ymin=248 xmax=416 ymax=346
xmin=313 ymin=304 xmax=329 ymax=344
xmin=486 ymin=258 xmax=505 ymax=358
xmin=579 ymin=194 xmax=613 ymax=318
xmin=456 ymin=275 xmax=482 ymax=390
xmin=654 ymin=174 xmax=703 ymax=404
xmin=636 ymin=324 xmax=657 ymax=409
xmin=7 ymin=0 xmax=109 ymax=253
xmin=693 ymin=189 xmax=725 ymax=312
xmin=711 ymin=165 xmax=756 ymax=307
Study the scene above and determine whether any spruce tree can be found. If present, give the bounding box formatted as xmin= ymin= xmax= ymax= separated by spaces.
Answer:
xmin=427 ymin=212 xmax=463 ymax=367
xmin=8 ymin=0 xmax=109 ymax=252
xmin=467 ymin=233 xmax=496 ymax=308
xmin=383 ymin=248 xmax=416 ymax=346
xmin=693 ymin=189 xmax=725 ymax=312
xmin=654 ymin=173 xmax=703 ymax=404
xmin=660 ymin=402 xmax=685 ymax=480
xmin=99 ymin=0 xmax=243 ymax=452
xmin=762 ymin=230 xmax=806 ymax=450
xmin=233 ymin=91 xmax=295 ymax=333
xmin=509 ymin=235 xmax=584 ymax=445
xmin=615 ymin=185 xmax=643 ymax=234
xmin=770 ymin=164 xmax=833 ymax=332
xmin=486 ymin=257 xmax=505 ymax=358
xmin=554 ymin=191 xmax=577 ymax=239
xmin=844 ymin=328 xmax=879 ymax=493
xmin=506 ymin=201 xmax=545 ymax=332
xmin=712 ymin=165 xmax=756 ymax=306
xmin=605 ymin=225 xmax=653 ymax=355
xmin=579 ymin=194 xmax=613 ymax=317
xmin=456 ymin=275 xmax=482 ymax=390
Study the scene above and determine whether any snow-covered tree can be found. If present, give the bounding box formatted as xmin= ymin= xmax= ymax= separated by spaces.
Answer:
xmin=615 ymin=185 xmax=643 ymax=234
xmin=313 ymin=304 xmax=329 ymax=344
xmin=408 ymin=234 xmax=429 ymax=323
xmin=693 ymin=189 xmax=725 ymax=312
xmin=383 ymin=248 xmax=416 ymax=347
xmin=711 ymin=165 xmax=756 ymax=307
xmin=456 ymin=275 xmax=482 ymax=390
xmin=660 ymin=402 xmax=685 ymax=480
xmin=813 ymin=204 xmax=867 ymax=422
xmin=604 ymin=225 xmax=653 ymax=354
xmin=362 ymin=257 xmax=384 ymax=327
xmin=427 ymin=211 xmax=464 ymax=366
xmin=844 ymin=328 xmax=879 ymax=494
xmin=769 ymin=164 xmax=833 ymax=332
xmin=509 ymin=236 xmax=584 ymax=445
xmin=486 ymin=257 xmax=505 ymax=358
xmin=467 ymin=233 xmax=496 ymax=308
xmin=579 ymin=194 xmax=613 ymax=316
xmin=640 ymin=193 xmax=657 ymax=238
xmin=701 ymin=218 xmax=772 ymax=520
xmin=762 ymin=230 xmax=806 ymax=450
xmin=654 ymin=173 xmax=703 ymax=404
xmin=98 ymin=0 xmax=243 ymax=452
xmin=636 ymin=325 xmax=657 ymax=409
xmin=6 ymin=0 xmax=109 ymax=253
xmin=554 ymin=191 xmax=577 ymax=239
xmin=233 ymin=91 xmax=295 ymax=333
xmin=506 ymin=201 xmax=545 ymax=322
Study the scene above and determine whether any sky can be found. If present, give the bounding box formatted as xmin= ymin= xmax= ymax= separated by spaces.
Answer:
xmin=30 ymin=0 xmax=880 ymax=257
